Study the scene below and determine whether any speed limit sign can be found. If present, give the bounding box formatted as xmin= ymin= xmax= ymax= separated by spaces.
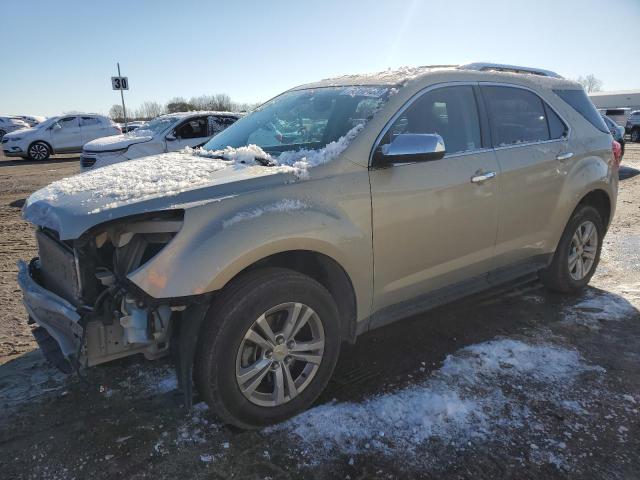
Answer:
xmin=111 ymin=76 xmax=129 ymax=90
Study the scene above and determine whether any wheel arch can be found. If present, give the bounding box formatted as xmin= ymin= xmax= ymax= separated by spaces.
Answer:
xmin=229 ymin=250 xmax=358 ymax=343
xmin=576 ymin=188 xmax=612 ymax=230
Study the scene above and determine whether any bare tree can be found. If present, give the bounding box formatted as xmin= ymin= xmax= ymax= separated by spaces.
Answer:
xmin=137 ymin=101 xmax=165 ymax=119
xmin=109 ymin=104 xmax=124 ymax=122
xmin=577 ymin=74 xmax=603 ymax=93
xmin=165 ymin=97 xmax=192 ymax=113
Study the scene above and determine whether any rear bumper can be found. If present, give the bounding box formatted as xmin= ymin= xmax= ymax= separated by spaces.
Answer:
xmin=17 ymin=260 xmax=83 ymax=359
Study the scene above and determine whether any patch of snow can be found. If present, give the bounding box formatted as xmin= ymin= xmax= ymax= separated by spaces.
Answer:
xmin=563 ymin=286 xmax=638 ymax=329
xmin=268 ymin=339 xmax=601 ymax=462
xmin=222 ymin=199 xmax=308 ymax=228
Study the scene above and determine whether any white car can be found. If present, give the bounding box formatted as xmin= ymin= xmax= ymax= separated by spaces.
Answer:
xmin=80 ymin=111 xmax=241 ymax=170
xmin=0 ymin=116 xmax=30 ymax=140
xmin=13 ymin=115 xmax=47 ymax=127
xmin=2 ymin=114 xmax=120 ymax=161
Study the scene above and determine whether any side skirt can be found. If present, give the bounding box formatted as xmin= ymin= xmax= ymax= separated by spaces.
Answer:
xmin=363 ymin=253 xmax=552 ymax=334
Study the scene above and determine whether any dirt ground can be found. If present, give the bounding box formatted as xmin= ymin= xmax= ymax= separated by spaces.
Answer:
xmin=0 ymin=147 xmax=639 ymax=479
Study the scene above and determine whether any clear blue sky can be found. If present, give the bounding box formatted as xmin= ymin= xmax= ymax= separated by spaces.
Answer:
xmin=2 ymin=0 xmax=639 ymax=116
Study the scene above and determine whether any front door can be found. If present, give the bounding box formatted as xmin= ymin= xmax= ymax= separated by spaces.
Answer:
xmin=369 ymin=84 xmax=500 ymax=321
xmin=170 ymin=116 xmax=211 ymax=150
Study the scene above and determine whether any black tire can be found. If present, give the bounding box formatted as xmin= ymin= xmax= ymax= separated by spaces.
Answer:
xmin=631 ymin=129 xmax=640 ymax=143
xmin=28 ymin=141 xmax=51 ymax=161
xmin=539 ymin=205 xmax=604 ymax=293
xmin=195 ymin=267 xmax=341 ymax=429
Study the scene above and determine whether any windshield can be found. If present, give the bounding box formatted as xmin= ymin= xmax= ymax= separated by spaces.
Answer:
xmin=131 ymin=116 xmax=179 ymax=136
xmin=202 ymin=86 xmax=389 ymax=154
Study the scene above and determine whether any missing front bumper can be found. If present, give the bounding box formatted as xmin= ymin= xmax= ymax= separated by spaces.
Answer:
xmin=17 ymin=260 xmax=84 ymax=362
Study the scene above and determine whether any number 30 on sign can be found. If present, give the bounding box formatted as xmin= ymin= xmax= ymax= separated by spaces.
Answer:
xmin=111 ymin=77 xmax=129 ymax=90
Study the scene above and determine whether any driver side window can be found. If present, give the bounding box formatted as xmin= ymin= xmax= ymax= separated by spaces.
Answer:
xmin=384 ymin=86 xmax=482 ymax=155
xmin=59 ymin=117 xmax=79 ymax=129
xmin=175 ymin=117 xmax=207 ymax=139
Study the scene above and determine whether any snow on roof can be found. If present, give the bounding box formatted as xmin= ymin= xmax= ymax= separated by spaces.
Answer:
xmin=304 ymin=65 xmax=456 ymax=88
xmin=588 ymin=90 xmax=640 ymax=97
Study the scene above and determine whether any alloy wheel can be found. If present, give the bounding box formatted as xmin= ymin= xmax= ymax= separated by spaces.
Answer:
xmin=29 ymin=143 xmax=49 ymax=161
xmin=568 ymin=220 xmax=598 ymax=281
xmin=235 ymin=302 xmax=325 ymax=407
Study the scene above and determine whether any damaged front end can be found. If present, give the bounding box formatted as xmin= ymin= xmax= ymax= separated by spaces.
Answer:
xmin=18 ymin=210 xmax=200 ymax=381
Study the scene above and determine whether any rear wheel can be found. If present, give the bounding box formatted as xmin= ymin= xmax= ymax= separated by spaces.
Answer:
xmin=539 ymin=205 xmax=604 ymax=293
xmin=28 ymin=142 xmax=51 ymax=161
xmin=631 ymin=129 xmax=640 ymax=143
xmin=195 ymin=268 xmax=341 ymax=429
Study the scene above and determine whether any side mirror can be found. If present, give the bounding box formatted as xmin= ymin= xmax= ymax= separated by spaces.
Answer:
xmin=165 ymin=134 xmax=176 ymax=141
xmin=50 ymin=122 xmax=62 ymax=131
xmin=374 ymin=133 xmax=446 ymax=166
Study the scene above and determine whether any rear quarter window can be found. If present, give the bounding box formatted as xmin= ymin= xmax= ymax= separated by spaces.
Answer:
xmin=553 ymin=89 xmax=609 ymax=133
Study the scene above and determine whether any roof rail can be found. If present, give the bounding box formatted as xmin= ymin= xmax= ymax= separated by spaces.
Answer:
xmin=458 ymin=62 xmax=563 ymax=79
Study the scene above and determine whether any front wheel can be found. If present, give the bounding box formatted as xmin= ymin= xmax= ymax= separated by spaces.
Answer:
xmin=195 ymin=268 xmax=341 ymax=429
xmin=28 ymin=142 xmax=51 ymax=161
xmin=539 ymin=205 xmax=604 ymax=293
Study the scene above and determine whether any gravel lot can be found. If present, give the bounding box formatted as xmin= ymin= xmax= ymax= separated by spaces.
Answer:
xmin=0 ymin=147 xmax=639 ymax=479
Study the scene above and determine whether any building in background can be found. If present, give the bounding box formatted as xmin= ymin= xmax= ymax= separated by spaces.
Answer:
xmin=589 ymin=90 xmax=640 ymax=126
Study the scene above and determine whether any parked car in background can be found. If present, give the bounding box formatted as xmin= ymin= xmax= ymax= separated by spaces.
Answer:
xmin=118 ymin=120 xmax=146 ymax=133
xmin=2 ymin=114 xmax=121 ymax=160
xmin=600 ymin=108 xmax=631 ymax=128
xmin=13 ymin=115 xmax=47 ymax=127
xmin=602 ymin=114 xmax=625 ymax=157
xmin=0 ymin=116 xmax=30 ymax=140
xmin=19 ymin=63 xmax=618 ymax=429
xmin=626 ymin=110 xmax=640 ymax=143
xmin=80 ymin=111 xmax=241 ymax=170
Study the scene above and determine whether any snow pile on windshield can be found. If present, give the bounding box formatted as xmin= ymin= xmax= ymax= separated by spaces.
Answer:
xmin=223 ymin=199 xmax=308 ymax=228
xmin=197 ymin=123 xmax=365 ymax=180
xmin=267 ymin=339 xmax=602 ymax=461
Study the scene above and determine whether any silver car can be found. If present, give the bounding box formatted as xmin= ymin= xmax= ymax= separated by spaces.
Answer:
xmin=2 ymin=114 xmax=121 ymax=160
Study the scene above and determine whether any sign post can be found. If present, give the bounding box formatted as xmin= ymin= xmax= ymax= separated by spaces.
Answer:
xmin=111 ymin=63 xmax=129 ymax=131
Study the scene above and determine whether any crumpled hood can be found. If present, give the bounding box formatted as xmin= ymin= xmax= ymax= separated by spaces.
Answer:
xmin=23 ymin=151 xmax=297 ymax=240
xmin=83 ymin=133 xmax=153 ymax=152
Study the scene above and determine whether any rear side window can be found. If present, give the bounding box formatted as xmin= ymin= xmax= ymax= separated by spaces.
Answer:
xmin=81 ymin=116 xmax=100 ymax=126
xmin=553 ymin=89 xmax=609 ymax=133
xmin=383 ymin=85 xmax=482 ymax=155
xmin=544 ymin=103 xmax=567 ymax=139
xmin=482 ymin=86 xmax=552 ymax=146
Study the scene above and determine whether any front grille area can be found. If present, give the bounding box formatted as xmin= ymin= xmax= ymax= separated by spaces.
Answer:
xmin=80 ymin=155 xmax=96 ymax=167
xmin=36 ymin=229 xmax=82 ymax=304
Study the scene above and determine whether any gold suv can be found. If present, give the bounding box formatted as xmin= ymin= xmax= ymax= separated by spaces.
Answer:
xmin=18 ymin=63 xmax=619 ymax=428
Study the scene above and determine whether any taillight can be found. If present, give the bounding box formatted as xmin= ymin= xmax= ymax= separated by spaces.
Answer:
xmin=612 ymin=140 xmax=622 ymax=169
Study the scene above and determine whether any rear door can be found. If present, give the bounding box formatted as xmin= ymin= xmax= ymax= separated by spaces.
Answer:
xmin=80 ymin=116 xmax=110 ymax=144
xmin=480 ymin=84 xmax=569 ymax=278
xmin=50 ymin=116 xmax=81 ymax=151
xmin=369 ymin=84 xmax=500 ymax=319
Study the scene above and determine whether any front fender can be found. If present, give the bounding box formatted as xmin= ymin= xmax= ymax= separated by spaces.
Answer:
xmin=127 ymin=188 xmax=373 ymax=320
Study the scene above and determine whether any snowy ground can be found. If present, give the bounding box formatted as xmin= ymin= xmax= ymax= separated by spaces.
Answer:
xmin=0 ymin=146 xmax=639 ymax=479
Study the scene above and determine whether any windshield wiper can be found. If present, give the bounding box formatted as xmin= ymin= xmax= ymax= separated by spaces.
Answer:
xmin=204 ymin=154 xmax=275 ymax=167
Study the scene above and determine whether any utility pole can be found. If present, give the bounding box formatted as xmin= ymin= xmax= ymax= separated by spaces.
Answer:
xmin=117 ymin=62 xmax=128 ymax=131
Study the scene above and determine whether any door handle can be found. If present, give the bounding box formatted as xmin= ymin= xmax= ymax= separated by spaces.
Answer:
xmin=470 ymin=171 xmax=497 ymax=183
xmin=556 ymin=152 xmax=574 ymax=161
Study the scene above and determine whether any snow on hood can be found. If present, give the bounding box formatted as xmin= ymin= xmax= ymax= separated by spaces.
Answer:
xmin=83 ymin=131 xmax=154 ymax=152
xmin=23 ymin=123 xmax=364 ymax=237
